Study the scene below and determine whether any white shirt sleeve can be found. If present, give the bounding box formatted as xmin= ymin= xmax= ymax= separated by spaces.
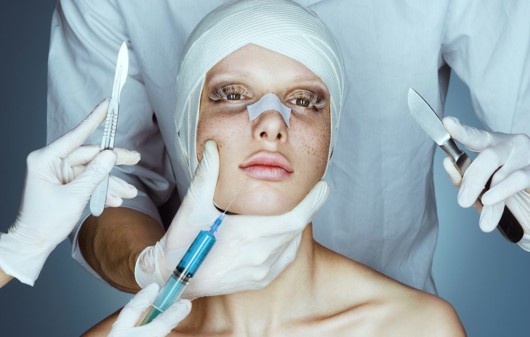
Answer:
xmin=442 ymin=0 xmax=530 ymax=135
xmin=47 ymin=0 xmax=173 ymax=275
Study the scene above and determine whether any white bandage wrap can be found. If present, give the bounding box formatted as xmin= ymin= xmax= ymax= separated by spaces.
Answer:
xmin=173 ymin=0 xmax=345 ymax=191
xmin=247 ymin=93 xmax=292 ymax=127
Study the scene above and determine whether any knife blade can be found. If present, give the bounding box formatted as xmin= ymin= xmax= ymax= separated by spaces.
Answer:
xmin=89 ymin=42 xmax=129 ymax=217
xmin=407 ymin=88 xmax=523 ymax=243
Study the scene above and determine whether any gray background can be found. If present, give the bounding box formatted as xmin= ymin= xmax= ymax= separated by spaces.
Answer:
xmin=1 ymin=2 xmax=528 ymax=336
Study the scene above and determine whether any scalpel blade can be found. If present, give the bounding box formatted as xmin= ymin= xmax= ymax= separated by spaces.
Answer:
xmin=407 ymin=88 xmax=450 ymax=146
xmin=90 ymin=42 xmax=129 ymax=217
xmin=407 ymin=88 xmax=524 ymax=243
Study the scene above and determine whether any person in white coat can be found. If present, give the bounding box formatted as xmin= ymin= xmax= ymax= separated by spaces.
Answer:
xmin=47 ymin=0 xmax=530 ymax=296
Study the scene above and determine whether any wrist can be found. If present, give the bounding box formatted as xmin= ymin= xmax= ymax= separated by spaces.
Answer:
xmin=0 ymin=267 xmax=13 ymax=288
xmin=0 ymin=231 xmax=55 ymax=286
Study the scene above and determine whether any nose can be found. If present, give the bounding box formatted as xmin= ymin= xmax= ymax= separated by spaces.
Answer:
xmin=252 ymin=109 xmax=288 ymax=143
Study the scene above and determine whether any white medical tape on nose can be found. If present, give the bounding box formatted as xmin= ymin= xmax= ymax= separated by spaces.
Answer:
xmin=247 ymin=93 xmax=292 ymax=127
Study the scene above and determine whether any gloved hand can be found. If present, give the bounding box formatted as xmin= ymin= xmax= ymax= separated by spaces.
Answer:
xmin=0 ymin=99 xmax=141 ymax=285
xmin=107 ymin=283 xmax=191 ymax=337
xmin=442 ymin=116 xmax=530 ymax=251
xmin=135 ymin=140 xmax=329 ymax=298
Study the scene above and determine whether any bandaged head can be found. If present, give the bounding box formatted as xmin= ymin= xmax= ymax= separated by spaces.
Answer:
xmin=174 ymin=0 xmax=345 ymax=190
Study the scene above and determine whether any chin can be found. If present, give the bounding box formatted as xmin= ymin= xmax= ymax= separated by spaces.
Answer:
xmin=234 ymin=201 xmax=292 ymax=216
xmin=215 ymin=189 xmax=296 ymax=216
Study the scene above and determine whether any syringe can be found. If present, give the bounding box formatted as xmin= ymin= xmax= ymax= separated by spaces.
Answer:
xmin=140 ymin=184 xmax=244 ymax=325
xmin=140 ymin=215 xmax=223 ymax=324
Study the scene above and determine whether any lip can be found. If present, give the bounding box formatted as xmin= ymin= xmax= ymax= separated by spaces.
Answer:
xmin=239 ymin=151 xmax=294 ymax=181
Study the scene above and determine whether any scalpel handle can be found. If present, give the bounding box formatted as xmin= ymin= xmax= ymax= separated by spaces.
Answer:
xmin=90 ymin=176 xmax=109 ymax=217
xmin=441 ymin=139 xmax=524 ymax=243
xmin=89 ymin=99 xmax=119 ymax=217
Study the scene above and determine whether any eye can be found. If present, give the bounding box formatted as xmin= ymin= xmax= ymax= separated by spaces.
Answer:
xmin=226 ymin=92 xmax=241 ymax=100
xmin=208 ymin=85 xmax=251 ymax=102
xmin=294 ymin=97 xmax=311 ymax=107
xmin=287 ymin=90 xmax=326 ymax=111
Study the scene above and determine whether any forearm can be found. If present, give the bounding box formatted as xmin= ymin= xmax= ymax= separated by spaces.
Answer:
xmin=78 ymin=207 xmax=165 ymax=293
xmin=0 ymin=268 xmax=13 ymax=288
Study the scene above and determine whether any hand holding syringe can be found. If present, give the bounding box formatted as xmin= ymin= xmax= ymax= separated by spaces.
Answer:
xmin=141 ymin=188 xmax=242 ymax=325
xmin=134 ymin=141 xmax=330 ymax=308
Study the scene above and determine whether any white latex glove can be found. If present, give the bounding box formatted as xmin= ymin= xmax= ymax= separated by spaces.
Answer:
xmin=0 ymin=99 xmax=141 ymax=285
xmin=107 ymin=283 xmax=191 ymax=337
xmin=136 ymin=140 xmax=329 ymax=298
xmin=442 ymin=116 xmax=530 ymax=250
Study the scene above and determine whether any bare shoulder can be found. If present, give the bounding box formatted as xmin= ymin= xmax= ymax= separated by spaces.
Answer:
xmin=332 ymin=284 xmax=466 ymax=336
xmin=372 ymin=287 xmax=466 ymax=337
xmin=315 ymin=247 xmax=465 ymax=336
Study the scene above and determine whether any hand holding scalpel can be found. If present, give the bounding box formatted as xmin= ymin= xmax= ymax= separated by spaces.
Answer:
xmin=407 ymin=88 xmax=524 ymax=243
xmin=89 ymin=42 xmax=129 ymax=216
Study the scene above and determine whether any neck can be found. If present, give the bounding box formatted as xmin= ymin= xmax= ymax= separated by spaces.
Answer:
xmin=184 ymin=225 xmax=319 ymax=335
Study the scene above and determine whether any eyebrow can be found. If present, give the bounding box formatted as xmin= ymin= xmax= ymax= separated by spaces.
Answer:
xmin=288 ymin=80 xmax=328 ymax=95
xmin=206 ymin=72 xmax=327 ymax=91
xmin=205 ymin=70 xmax=251 ymax=86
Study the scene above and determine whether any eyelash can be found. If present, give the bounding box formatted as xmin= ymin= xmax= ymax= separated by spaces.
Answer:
xmin=207 ymin=86 xmax=326 ymax=111
xmin=287 ymin=90 xmax=326 ymax=111
xmin=207 ymin=85 xmax=250 ymax=102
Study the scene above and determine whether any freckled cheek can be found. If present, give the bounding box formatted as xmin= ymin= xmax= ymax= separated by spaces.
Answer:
xmin=196 ymin=113 xmax=223 ymax=161
xmin=196 ymin=112 xmax=243 ymax=162
xmin=299 ymin=124 xmax=330 ymax=175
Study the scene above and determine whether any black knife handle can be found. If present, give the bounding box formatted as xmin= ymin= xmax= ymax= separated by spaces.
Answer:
xmin=440 ymin=138 xmax=525 ymax=243
xmin=483 ymin=175 xmax=524 ymax=243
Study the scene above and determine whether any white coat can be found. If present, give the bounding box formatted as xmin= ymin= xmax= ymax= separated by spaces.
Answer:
xmin=47 ymin=0 xmax=530 ymax=293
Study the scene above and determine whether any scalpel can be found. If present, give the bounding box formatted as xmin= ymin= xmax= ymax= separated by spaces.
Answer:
xmin=89 ymin=42 xmax=129 ymax=216
xmin=407 ymin=88 xmax=524 ymax=243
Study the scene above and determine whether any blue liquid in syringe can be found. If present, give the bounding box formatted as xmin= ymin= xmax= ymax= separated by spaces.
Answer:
xmin=141 ymin=215 xmax=223 ymax=325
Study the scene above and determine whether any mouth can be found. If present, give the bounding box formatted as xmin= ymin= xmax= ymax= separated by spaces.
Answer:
xmin=239 ymin=151 xmax=294 ymax=182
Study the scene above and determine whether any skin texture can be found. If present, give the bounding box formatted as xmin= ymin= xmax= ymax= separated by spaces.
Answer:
xmin=79 ymin=208 xmax=164 ymax=293
xmin=83 ymin=45 xmax=466 ymax=336
xmin=84 ymin=228 xmax=465 ymax=337
xmin=196 ymin=44 xmax=331 ymax=216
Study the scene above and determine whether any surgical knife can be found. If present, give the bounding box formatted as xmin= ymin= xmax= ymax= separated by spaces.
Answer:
xmin=89 ymin=42 xmax=129 ymax=216
xmin=407 ymin=88 xmax=524 ymax=243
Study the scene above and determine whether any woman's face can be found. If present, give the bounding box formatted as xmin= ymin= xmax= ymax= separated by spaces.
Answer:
xmin=196 ymin=44 xmax=330 ymax=215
